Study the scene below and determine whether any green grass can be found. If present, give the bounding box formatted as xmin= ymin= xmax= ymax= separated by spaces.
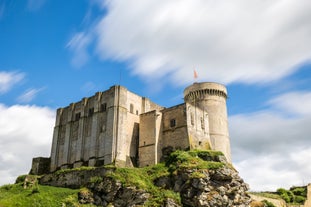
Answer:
xmin=105 ymin=150 xmax=225 ymax=206
xmin=250 ymin=186 xmax=307 ymax=205
xmin=0 ymin=150 xmax=226 ymax=207
xmin=165 ymin=150 xmax=225 ymax=173
xmin=0 ymin=183 xmax=95 ymax=207
xmin=249 ymin=192 xmax=282 ymax=200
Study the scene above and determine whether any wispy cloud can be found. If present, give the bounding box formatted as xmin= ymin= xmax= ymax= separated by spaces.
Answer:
xmin=27 ymin=0 xmax=47 ymax=12
xmin=230 ymin=91 xmax=311 ymax=191
xmin=66 ymin=32 xmax=92 ymax=68
xmin=17 ymin=88 xmax=44 ymax=103
xmin=0 ymin=104 xmax=55 ymax=185
xmin=88 ymin=0 xmax=311 ymax=86
xmin=0 ymin=71 xmax=25 ymax=94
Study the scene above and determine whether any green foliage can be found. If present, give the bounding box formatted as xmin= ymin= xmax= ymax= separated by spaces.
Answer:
xmin=276 ymin=186 xmax=307 ymax=204
xmin=261 ymin=199 xmax=276 ymax=207
xmin=89 ymin=176 xmax=103 ymax=184
xmin=15 ymin=174 xmax=27 ymax=184
xmin=106 ymin=163 xmax=180 ymax=206
xmin=1 ymin=150 xmax=225 ymax=207
xmin=55 ymin=166 xmax=96 ymax=175
xmin=291 ymin=187 xmax=307 ymax=197
xmin=0 ymin=183 xmax=97 ymax=207
xmin=294 ymin=195 xmax=306 ymax=204
xmin=165 ymin=150 xmax=225 ymax=173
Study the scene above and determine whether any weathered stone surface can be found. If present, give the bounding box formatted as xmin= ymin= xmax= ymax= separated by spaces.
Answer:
xmin=75 ymin=166 xmax=250 ymax=206
xmin=153 ymin=167 xmax=251 ymax=207
xmin=39 ymin=167 xmax=111 ymax=189
xmin=85 ymin=177 xmax=150 ymax=207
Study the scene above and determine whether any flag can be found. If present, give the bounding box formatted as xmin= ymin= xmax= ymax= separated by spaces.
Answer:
xmin=194 ymin=69 xmax=198 ymax=79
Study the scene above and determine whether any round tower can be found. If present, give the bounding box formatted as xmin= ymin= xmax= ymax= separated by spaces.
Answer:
xmin=184 ymin=82 xmax=231 ymax=163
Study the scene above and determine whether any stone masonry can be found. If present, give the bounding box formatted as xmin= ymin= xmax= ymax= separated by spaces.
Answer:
xmin=31 ymin=82 xmax=231 ymax=174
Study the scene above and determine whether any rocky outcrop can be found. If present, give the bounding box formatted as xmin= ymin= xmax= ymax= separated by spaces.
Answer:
xmin=82 ymin=177 xmax=151 ymax=206
xmin=39 ymin=150 xmax=251 ymax=206
xmin=165 ymin=168 xmax=250 ymax=207
xmin=77 ymin=166 xmax=250 ymax=207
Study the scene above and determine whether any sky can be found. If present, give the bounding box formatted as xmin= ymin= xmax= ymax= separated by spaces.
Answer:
xmin=0 ymin=0 xmax=311 ymax=191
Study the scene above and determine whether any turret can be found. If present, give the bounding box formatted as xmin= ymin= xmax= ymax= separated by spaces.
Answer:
xmin=184 ymin=82 xmax=231 ymax=163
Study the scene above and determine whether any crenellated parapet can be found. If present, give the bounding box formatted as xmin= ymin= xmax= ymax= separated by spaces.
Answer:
xmin=184 ymin=82 xmax=227 ymax=102
xmin=184 ymin=88 xmax=227 ymax=102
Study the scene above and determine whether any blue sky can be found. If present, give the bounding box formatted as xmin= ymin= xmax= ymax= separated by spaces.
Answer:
xmin=1 ymin=0 xmax=311 ymax=191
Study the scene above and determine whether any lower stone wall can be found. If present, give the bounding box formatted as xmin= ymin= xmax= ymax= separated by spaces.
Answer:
xmin=39 ymin=167 xmax=112 ymax=189
xmin=302 ymin=184 xmax=311 ymax=207
xmin=30 ymin=157 xmax=51 ymax=175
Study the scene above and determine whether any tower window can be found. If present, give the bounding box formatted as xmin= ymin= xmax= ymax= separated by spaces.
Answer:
xmin=130 ymin=104 xmax=134 ymax=113
xmin=201 ymin=117 xmax=205 ymax=129
xmin=89 ymin=108 xmax=94 ymax=116
xmin=101 ymin=103 xmax=107 ymax=112
xmin=191 ymin=113 xmax=194 ymax=125
xmin=136 ymin=110 xmax=139 ymax=115
xmin=75 ymin=113 xmax=81 ymax=121
xmin=170 ymin=119 xmax=176 ymax=127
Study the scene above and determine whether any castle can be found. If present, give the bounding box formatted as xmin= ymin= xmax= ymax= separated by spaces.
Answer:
xmin=31 ymin=82 xmax=231 ymax=174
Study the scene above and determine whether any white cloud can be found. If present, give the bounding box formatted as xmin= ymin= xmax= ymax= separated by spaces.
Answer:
xmin=17 ymin=88 xmax=44 ymax=103
xmin=0 ymin=71 xmax=24 ymax=94
xmin=230 ymin=91 xmax=311 ymax=191
xmin=67 ymin=32 xmax=92 ymax=68
xmin=88 ymin=0 xmax=311 ymax=86
xmin=268 ymin=91 xmax=311 ymax=116
xmin=0 ymin=104 xmax=55 ymax=185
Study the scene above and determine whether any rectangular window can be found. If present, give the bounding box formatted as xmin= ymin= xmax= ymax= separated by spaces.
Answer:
xmin=201 ymin=117 xmax=205 ymax=129
xmin=89 ymin=108 xmax=94 ymax=116
xmin=191 ymin=113 xmax=194 ymax=125
xmin=170 ymin=119 xmax=176 ymax=127
xmin=75 ymin=112 xmax=81 ymax=121
xmin=130 ymin=104 xmax=134 ymax=113
xmin=101 ymin=103 xmax=107 ymax=112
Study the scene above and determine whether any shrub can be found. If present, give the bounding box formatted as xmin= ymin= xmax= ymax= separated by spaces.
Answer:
xmin=261 ymin=199 xmax=276 ymax=207
xmin=15 ymin=175 xmax=27 ymax=184
xmin=90 ymin=176 xmax=103 ymax=184
xmin=294 ymin=195 xmax=306 ymax=204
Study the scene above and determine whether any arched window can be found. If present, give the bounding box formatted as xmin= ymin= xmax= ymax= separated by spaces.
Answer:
xmin=130 ymin=104 xmax=134 ymax=113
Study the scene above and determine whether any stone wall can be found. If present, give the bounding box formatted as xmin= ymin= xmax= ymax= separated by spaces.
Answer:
xmin=186 ymin=102 xmax=211 ymax=150
xmin=49 ymin=85 xmax=164 ymax=171
xmin=161 ymin=104 xmax=190 ymax=151
xmin=302 ymin=183 xmax=311 ymax=207
xmin=30 ymin=157 xmax=51 ymax=175
xmin=138 ymin=110 xmax=162 ymax=167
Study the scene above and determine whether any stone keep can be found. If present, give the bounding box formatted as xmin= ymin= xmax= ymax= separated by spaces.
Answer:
xmin=31 ymin=82 xmax=231 ymax=174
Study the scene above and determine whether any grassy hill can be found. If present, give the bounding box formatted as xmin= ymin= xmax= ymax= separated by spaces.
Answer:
xmin=0 ymin=150 xmax=248 ymax=207
xmin=0 ymin=181 xmax=95 ymax=207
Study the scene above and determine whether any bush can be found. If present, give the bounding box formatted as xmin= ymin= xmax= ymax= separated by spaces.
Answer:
xmin=15 ymin=175 xmax=27 ymax=184
xmin=90 ymin=176 xmax=103 ymax=184
xmin=294 ymin=195 xmax=306 ymax=204
xmin=261 ymin=200 xmax=276 ymax=207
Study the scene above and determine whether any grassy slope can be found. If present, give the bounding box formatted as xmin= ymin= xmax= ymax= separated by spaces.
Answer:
xmin=0 ymin=183 xmax=95 ymax=207
xmin=0 ymin=150 xmax=225 ymax=207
